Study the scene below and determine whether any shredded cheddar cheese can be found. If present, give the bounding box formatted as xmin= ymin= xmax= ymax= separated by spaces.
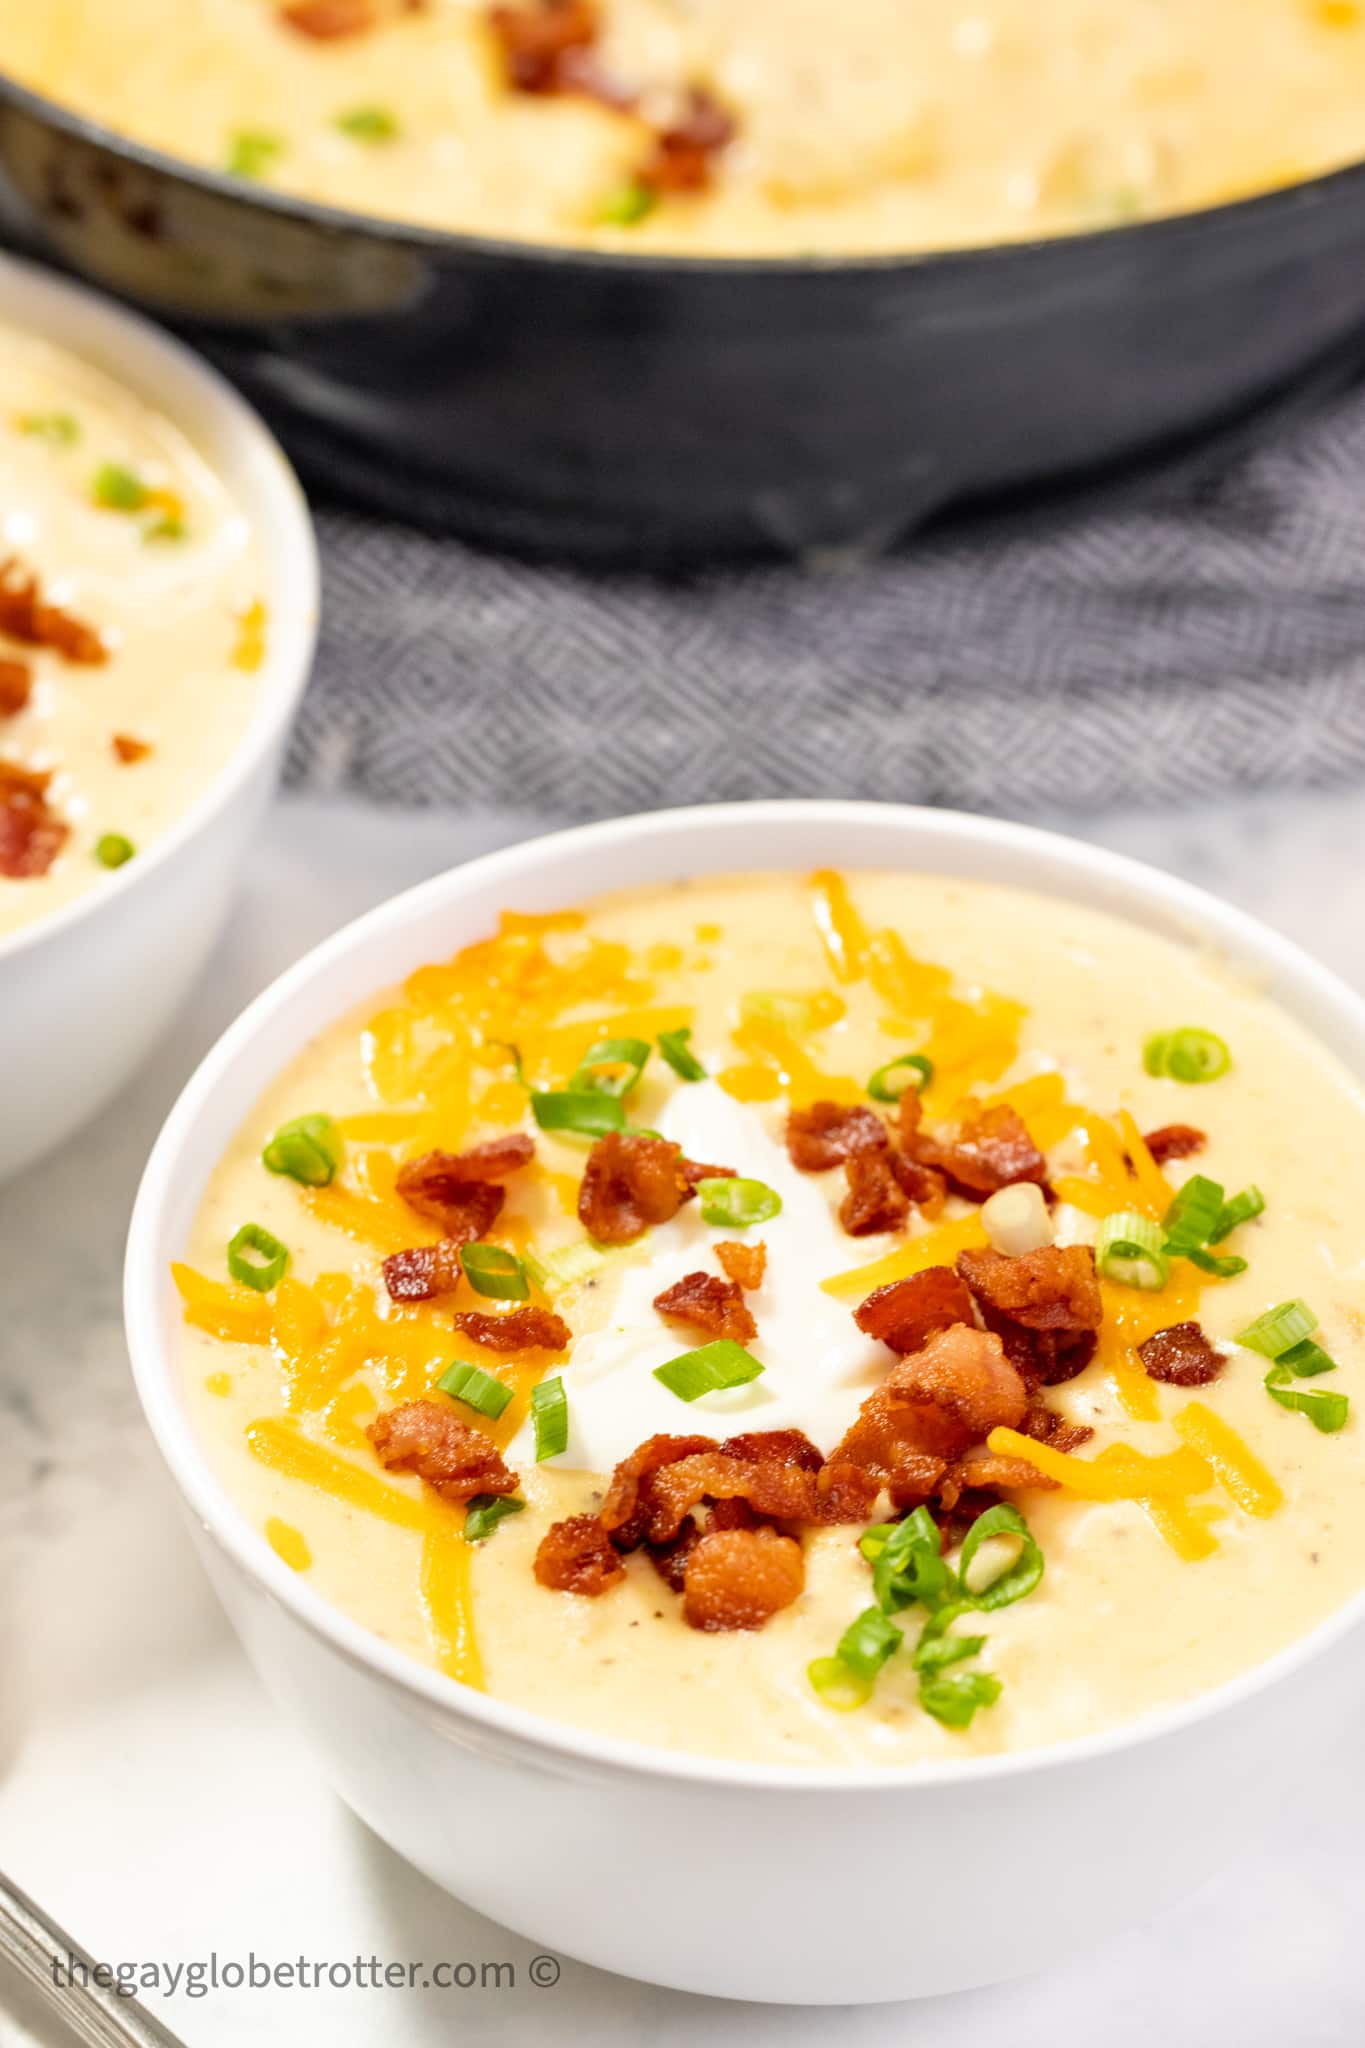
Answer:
xmin=1174 ymin=1402 xmax=1285 ymax=1518
xmin=986 ymin=1426 xmax=1215 ymax=1501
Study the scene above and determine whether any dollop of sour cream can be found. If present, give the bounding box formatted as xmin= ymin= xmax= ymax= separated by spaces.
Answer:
xmin=509 ymin=1081 xmax=890 ymax=1473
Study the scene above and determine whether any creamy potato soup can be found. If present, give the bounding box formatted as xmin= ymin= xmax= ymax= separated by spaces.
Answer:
xmin=0 ymin=322 xmax=267 ymax=939
xmin=176 ymin=871 xmax=1365 ymax=1765
xmin=4 ymin=2 xmax=1365 ymax=256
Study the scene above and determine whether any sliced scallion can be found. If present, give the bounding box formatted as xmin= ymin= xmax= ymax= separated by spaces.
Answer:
xmin=459 ymin=1243 xmax=529 ymax=1301
xmin=531 ymin=1374 xmax=569 ymax=1461
xmin=335 ymin=104 xmax=400 ymax=142
xmin=531 ymin=1090 xmax=627 ymax=1138
xmin=1264 ymin=1365 xmax=1349 ymax=1434
xmin=917 ymin=1668 xmax=1003 ymax=1729
xmin=806 ymin=1655 xmax=873 ymax=1711
xmin=227 ymin=1221 xmax=289 ymax=1292
xmin=835 ymin=1606 xmax=903 ymax=1683
xmin=1095 ymin=1209 xmax=1169 ymax=1291
xmin=867 ymin=1052 xmax=934 ymax=1103
xmin=437 ymin=1360 xmax=513 ymax=1421
xmin=910 ymin=1605 xmax=985 ymax=1674
xmin=226 ymin=128 xmax=284 ymax=179
xmin=568 ymin=1036 xmax=651 ymax=1099
xmin=1161 ymin=1175 xmax=1225 ymax=1254
xmin=1235 ymin=1299 xmax=1318 ymax=1360
xmin=94 ymin=833 xmax=135 ymax=869
xmin=865 ymin=1504 xmax=952 ymax=1615
xmin=599 ymin=179 xmax=656 ymax=226
xmin=1143 ymin=1027 xmax=1232 ymax=1084
xmin=91 ymin=462 xmax=149 ymax=512
xmin=658 ymin=1027 xmax=706 ymax=1082
xmin=19 ymin=411 xmax=80 ymax=446
xmin=523 ymin=1239 xmax=608 ymax=1292
xmin=262 ymin=1112 xmax=344 ymax=1188
xmin=463 ymin=1494 xmax=526 ymax=1543
xmin=1184 ymin=1245 xmax=1248 ymax=1279
xmin=957 ymin=1503 xmax=1043 ymax=1611
xmin=1276 ymin=1337 xmax=1338 ymax=1379
xmin=696 ymin=1176 xmax=782 ymax=1228
xmin=1210 ymin=1185 xmax=1266 ymax=1243
xmin=653 ymin=1338 xmax=764 ymax=1402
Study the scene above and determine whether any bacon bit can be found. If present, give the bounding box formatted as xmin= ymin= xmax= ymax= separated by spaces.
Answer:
xmin=854 ymin=1267 xmax=975 ymax=1356
xmin=653 ymin=1270 xmax=756 ymax=1345
xmin=639 ymin=86 xmax=735 ymax=194
xmin=884 ymin=1322 xmax=1028 ymax=1440
xmin=957 ymin=1243 xmax=1102 ymax=1388
xmin=0 ymin=757 xmax=68 ymax=879
xmin=1021 ymin=1402 xmax=1094 ymax=1454
xmin=908 ymin=1097 xmax=1048 ymax=1203
xmin=0 ymin=660 xmax=31 ymax=716
xmin=839 ymin=1150 xmax=910 ymax=1236
xmin=279 ymin=0 xmax=423 ymax=37
xmin=812 ymin=1461 xmax=883 ymax=1524
xmin=394 ymin=1152 xmax=509 ymax=1236
xmin=940 ymin=1451 xmax=1053 ymax=1507
xmin=679 ymin=1154 xmax=736 ymax=1190
xmin=1142 ymin=1124 xmax=1207 ymax=1167
xmin=112 ymin=732 xmax=152 ymax=764
xmin=578 ymin=1131 xmax=696 ymax=1244
xmin=786 ymin=1100 xmax=888 ymax=1172
xmin=646 ymin=1519 xmax=700 ymax=1591
xmin=1138 ymin=1320 xmax=1225 ymax=1387
xmin=381 ymin=1238 xmax=465 ymax=1304
xmin=599 ymin=1432 xmax=718 ymax=1544
xmin=367 ymin=1398 xmax=516 ymax=1502
xmin=826 ymin=1387 xmax=952 ymax=1510
xmin=683 ymin=1527 xmax=804 ymax=1632
xmin=715 ymin=1239 xmax=766 ymax=1290
xmin=488 ymin=0 xmax=605 ymax=94
xmin=719 ymin=1428 xmax=823 ymax=1471
xmin=890 ymin=1152 xmax=948 ymax=1219
xmin=707 ymin=1496 xmax=760 ymax=1533
xmin=453 ymin=1305 xmax=570 ymax=1352
xmin=534 ymin=1513 xmax=625 ymax=1595
xmin=0 ymin=560 xmax=106 ymax=665
xmin=644 ymin=1452 xmax=820 ymax=1544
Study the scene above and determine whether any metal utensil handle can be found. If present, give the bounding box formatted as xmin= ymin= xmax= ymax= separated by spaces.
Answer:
xmin=0 ymin=1868 xmax=187 ymax=2048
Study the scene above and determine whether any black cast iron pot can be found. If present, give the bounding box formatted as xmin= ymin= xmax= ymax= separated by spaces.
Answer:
xmin=4 ymin=70 xmax=1365 ymax=561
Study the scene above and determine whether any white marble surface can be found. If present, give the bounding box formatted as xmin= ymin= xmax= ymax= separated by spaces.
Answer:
xmin=3 ymin=788 xmax=1365 ymax=2048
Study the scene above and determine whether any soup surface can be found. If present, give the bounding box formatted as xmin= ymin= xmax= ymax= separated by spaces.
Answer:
xmin=3 ymin=1 xmax=1365 ymax=255
xmin=177 ymin=870 xmax=1365 ymax=1765
xmin=0 ymin=321 xmax=267 ymax=939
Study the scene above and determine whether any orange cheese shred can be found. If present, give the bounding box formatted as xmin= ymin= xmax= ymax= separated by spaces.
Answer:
xmin=809 ymin=869 xmax=869 ymax=981
xmin=986 ymin=1426 xmax=1215 ymax=1501
xmin=1174 ymin=1402 xmax=1284 ymax=1518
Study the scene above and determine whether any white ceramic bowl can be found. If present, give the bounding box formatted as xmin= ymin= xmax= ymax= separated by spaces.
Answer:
xmin=0 ymin=254 xmax=318 ymax=1179
xmin=124 ymin=802 xmax=1365 ymax=2005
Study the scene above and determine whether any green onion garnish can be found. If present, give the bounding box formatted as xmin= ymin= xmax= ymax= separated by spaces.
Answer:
xmin=867 ymin=1052 xmax=934 ymax=1103
xmin=1210 ymin=1185 xmax=1266 ymax=1242
xmin=1143 ymin=1027 xmax=1232 ymax=1084
xmin=658 ymin=1027 xmax=706 ymax=1082
xmin=227 ymin=1221 xmax=289 ymax=1292
xmin=835 ymin=1606 xmax=903 ymax=1683
xmin=910 ymin=1606 xmax=985 ymax=1674
xmin=1095 ymin=1209 xmax=1169 ymax=1291
xmin=1235 ymin=1299 xmax=1348 ymax=1431
xmin=805 ymin=1656 xmax=873 ymax=1711
xmin=917 ymin=1668 xmax=1003 ymax=1729
xmin=654 ymin=1338 xmax=764 ymax=1402
xmin=94 ymin=833 xmax=135 ymax=869
xmin=226 ymin=129 xmax=284 ymax=180
xmin=531 ymin=1374 xmax=569 ymax=1461
xmin=599 ymin=179 xmax=657 ymax=226
xmin=1235 ymin=1299 xmax=1319 ymax=1359
xmin=334 ymin=104 xmax=400 ymax=143
xmin=1264 ymin=1365 xmax=1349 ymax=1434
xmin=1276 ymin=1337 xmax=1338 ymax=1378
xmin=19 ymin=411 xmax=80 ymax=446
xmin=143 ymin=514 xmax=187 ymax=544
xmin=740 ymin=991 xmax=818 ymax=1033
xmin=522 ymin=1240 xmax=608 ymax=1292
xmin=463 ymin=1494 xmax=526 ymax=1543
xmin=437 ymin=1360 xmax=513 ymax=1421
xmin=531 ymin=1090 xmax=627 ymax=1138
xmin=957 ymin=1502 xmax=1044 ymax=1611
xmin=1183 ymin=1246 xmax=1248 ymax=1279
xmin=1161 ymin=1175 xmax=1225 ymax=1254
xmin=568 ymin=1036 xmax=651 ymax=1099
xmin=262 ymin=1112 xmax=344 ymax=1188
xmin=459 ymin=1243 xmax=529 ymax=1301
xmin=696 ymin=1176 xmax=782 ymax=1228
xmin=91 ymin=463 xmax=149 ymax=512
xmin=862 ymin=1504 xmax=952 ymax=1614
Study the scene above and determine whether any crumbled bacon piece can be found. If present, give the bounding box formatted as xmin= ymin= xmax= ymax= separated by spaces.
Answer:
xmin=442 ymin=1133 xmax=536 ymax=1181
xmin=367 ymin=1398 xmax=516 ymax=1502
xmin=785 ymin=1100 xmax=888 ymax=1171
xmin=957 ymin=1243 xmax=1102 ymax=1388
xmin=394 ymin=1153 xmax=508 ymax=1237
xmin=487 ymin=0 xmax=602 ymax=94
xmin=715 ymin=1239 xmax=766 ymax=1290
xmin=1021 ymin=1402 xmax=1094 ymax=1453
xmin=854 ymin=1267 xmax=975 ymax=1356
xmin=640 ymin=85 xmax=736 ymax=194
xmin=577 ymin=1131 xmax=695 ymax=1244
xmin=0 ymin=758 xmax=67 ymax=879
xmin=279 ymin=0 xmax=422 ymax=36
xmin=839 ymin=1150 xmax=910 ymax=1236
xmin=682 ymin=1526 xmax=804 ymax=1632
xmin=1142 ymin=1124 xmax=1207 ymax=1167
xmin=646 ymin=1519 xmax=700 ymax=1591
xmin=453 ymin=1305 xmax=570 ymax=1352
xmin=812 ymin=1461 xmax=883 ymax=1524
xmin=719 ymin=1428 xmax=823 ymax=1471
xmin=112 ymin=732 xmax=152 ymax=763
xmin=1138 ymin=1320 xmax=1225 ymax=1387
xmin=653 ymin=1270 xmax=756 ymax=1344
xmin=826 ymin=1387 xmax=952 ymax=1510
xmin=884 ymin=1322 xmax=1028 ymax=1440
xmin=890 ymin=1152 xmax=948 ymax=1219
xmin=0 ymin=660 xmax=31 ymax=716
xmin=0 ymin=560 xmax=106 ymax=665
xmin=643 ymin=1452 xmax=819 ymax=1544
xmin=908 ymin=1098 xmax=1048 ymax=1202
xmin=381 ymin=1238 xmax=465 ymax=1304
xmin=533 ymin=1513 xmax=625 ymax=1595
xmin=599 ymin=1431 xmax=718 ymax=1546
xmin=940 ymin=1450 xmax=1054 ymax=1508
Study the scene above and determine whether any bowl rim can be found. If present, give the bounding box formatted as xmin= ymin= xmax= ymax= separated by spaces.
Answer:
xmin=0 ymin=250 xmax=319 ymax=967
xmin=1 ymin=63 xmax=1362 ymax=279
xmin=124 ymin=797 xmax=1365 ymax=1793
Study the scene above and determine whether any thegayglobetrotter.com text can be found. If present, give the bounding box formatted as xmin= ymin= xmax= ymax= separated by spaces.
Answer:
xmin=51 ymin=1949 xmax=563 ymax=1999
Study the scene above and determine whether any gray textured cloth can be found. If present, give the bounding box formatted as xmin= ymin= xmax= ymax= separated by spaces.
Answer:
xmin=288 ymin=377 xmax=1365 ymax=818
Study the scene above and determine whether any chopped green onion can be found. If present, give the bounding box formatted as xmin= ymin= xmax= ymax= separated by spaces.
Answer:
xmin=918 ymin=1668 xmax=1002 ymax=1729
xmin=531 ymin=1090 xmax=627 ymax=1138
xmin=806 ymin=1655 xmax=873 ymax=1711
xmin=262 ymin=1112 xmax=344 ymax=1188
xmin=1235 ymin=1299 xmax=1318 ymax=1360
xmin=1210 ymin=1185 xmax=1266 ymax=1243
xmin=867 ymin=1052 xmax=934 ymax=1103
xmin=1144 ymin=1027 xmax=1232 ymax=1084
xmin=91 ymin=462 xmax=149 ymax=512
xmin=226 ymin=128 xmax=284 ymax=179
xmin=911 ymin=1605 xmax=985 ymax=1674
xmin=437 ymin=1360 xmax=513 ymax=1421
xmin=654 ymin=1338 xmax=764 ymax=1402
xmin=957 ymin=1503 xmax=1044 ymax=1611
xmin=658 ymin=1027 xmax=706 ymax=1082
xmin=599 ymin=179 xmax=657 ymax=225
xmin=835 ymin=1606 xmax=903 ymax=1683
xmin=1161 ymin=1175 xmax=1225 ymax=1254
xmin=1184 ymin=1246 xmax=1248 ymax=1279
xmin=334 ymin=104 xmax=401 ymax=143
xmin=1264 ymin=1365 xmax=1349 ymax=1434
xmin=459 ymin=1242 xmax=529 ymax=1301
xmin=143 ymin=514 xmax=187 ymax=544
xmin=530 ymin=1374 xmax=569 ymax=1461
xmin=696 ymin=1176 xmax=782 ymax=1228
xmin=864 ymin=1504 xmax=952 ymax=1615
xmin=94 ymin=832 xmax=135 ymax=869
xmin=740 ymin=991 xmax=817 ymax=1033
xmin=463 ymin=1494 xmax=526 ymax=1543
xmin=523 ymin=1239 xmax=608 ymax=1292
xmin=19 ymin=411 xmax=80 ymax=446
xmin=1276 ymin=1337 xmax=1338 ymax=1379
xmin=568 ymin=1036 xmax=651 ymax=1099
xmin=1095 ymin=1209 xmax=1169 ymax=1291
xmin=227 ymin=1221 xmax=289 ymax=1292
